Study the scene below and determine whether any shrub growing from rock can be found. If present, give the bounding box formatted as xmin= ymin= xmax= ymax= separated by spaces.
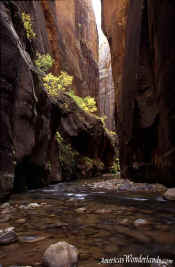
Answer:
xmin=35 ymin=53 xmax=54 ymax=74
xmin=21 ymin=12 xmax=36 ymax=40
xmin=43 ymin=72 xmax=73 ymax=97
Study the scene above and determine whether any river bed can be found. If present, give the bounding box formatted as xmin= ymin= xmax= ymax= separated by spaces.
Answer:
xmin=0 ymin=177 xmax=175 ymax=267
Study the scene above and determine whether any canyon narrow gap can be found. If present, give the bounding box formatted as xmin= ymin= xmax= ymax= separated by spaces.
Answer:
xmin=0 ymin=1 xmax=175 ymax=266
xmin=92 ymin=0 xmax=115 ymax=130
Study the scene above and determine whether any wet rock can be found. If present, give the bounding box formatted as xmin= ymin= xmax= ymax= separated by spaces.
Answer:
xmin=40 ymin=202 xmax=48 ymax=206
xmin=15 ymin=218 xmax=26 ymax=224
xmin=18 ymin=203 xmax=41 ymax=209
xmin=55 ymin=222 xmax=68 ymax=228
xmin=0 ymin=214 xmax=11 ymax=223
xmin=0 ymin=230 xmax=17 ymax=245
xmin=5 ymin=227 xmax=15 ymax=232
xmin=44 ymin=222 xmax=68 ymax=230
xmin=0 ymin=202 xmax=10 ymax=209
xmin=19 ymin=235 xmax=47 ymax=243
xmin=27 ymin=203 xmax=41 ymax=209
xmin=155 ymin=196 xmax=167 ymax=202
xmin=134 ymin=219 xmax=150 ymax=227
xmin=1 ymin=207 xmax=11 ymax=214
xmin=19 ymin=205 xmax=28 ymax=210
xmin=117 ymin=183 xmax=134 ymax=191
xmin=120 ymin=218 xmax=129 ymax=225
xmin=155 ymin=184 xmax=167 ymax=193
xmin=68 ymin=198 xmax=75 ymax=202
xmin=75 ymin=207 xmax=87 ymax=213
xmin=164 ymin=188 xmax=175 ymax=200
xmin=43 ymin=241 xmax=79 ymax=267
xmin=89 ymin=179 xmax=166 ymax=193
xmin=95 ymin=209 xmax=112 ymax=214
xmin=144 ymin=230 xmax=175 ymax=244
xmin=115 ymin=225 xmax=150 ymax=243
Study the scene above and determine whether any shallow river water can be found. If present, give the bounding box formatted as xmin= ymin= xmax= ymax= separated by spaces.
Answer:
xmin=0 ymin=178 xmax=175 ymax=267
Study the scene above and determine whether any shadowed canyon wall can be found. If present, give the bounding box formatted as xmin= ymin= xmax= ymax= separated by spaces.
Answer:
xmin=102 ymin=0 xmax=175 ymax=186
xmin=0 ymin=0 xmax=115 ymax=198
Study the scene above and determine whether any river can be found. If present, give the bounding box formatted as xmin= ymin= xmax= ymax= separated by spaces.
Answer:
xmin=0 ymin=177 xmax=175 ymax=266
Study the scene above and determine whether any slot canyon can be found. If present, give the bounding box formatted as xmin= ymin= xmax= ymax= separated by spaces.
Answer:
xmin=0 ymin=0 xmax=175 ymax=266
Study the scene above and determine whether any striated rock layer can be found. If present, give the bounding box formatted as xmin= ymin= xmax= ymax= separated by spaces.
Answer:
xmin=92 ymin=0 xmax=115 ymax=130
xmin=0 ymin=0 xmax=115 ymax=197
xmin=98 ymin=38 xmax=115 ymax=130
xmin=102 ymin=0 xmax=129 ymax=125
xmin=54 ymin=0 xmax=99 ymax=98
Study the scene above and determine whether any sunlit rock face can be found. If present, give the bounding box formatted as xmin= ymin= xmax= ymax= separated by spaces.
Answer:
xmin=98 ymin=37 xmax=115 ymax=130
xmin=101 ymin=0 xmax=129 ymax=120
xmin=42 ymin=0 xmax=115 ymax=130
xmin=54 ymin=0 xmax=99 ymax=98
xmin=92 ymin=0 xmax=115 ymax=130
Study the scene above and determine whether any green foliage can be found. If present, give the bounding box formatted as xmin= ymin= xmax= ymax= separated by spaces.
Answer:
xmin=47 ymin=161 xmax=52 ymax=172
xmin=37 ymin=58 xmax=96 ymax=113
xmin=55 ymin=131 xmax=79 ymax=162
xmin=21 ymin=12 xmax=36 ymax=40
xmin=35 ymin=53 xmax=54 ymax=74
xmin=82 ymin=157 xmax=104 ymax=170
xmin=105 ymin=128 xmax=116 ymax=137
xmin=111 ymin=158 xmax=120 ymax=173
xmin=99 ymin=115 xmax=107 ymax=126
xmin=83 ymin=96 xmax=97 ymax=113
xmin=43 ymin=72 xmax=73 ymax=97
xmin=55 ymin=131 xmax=105 ymax=179
xmin=55 ymin=131 xmax=63 ymax=143
xmin=82 ymin=157 xmax=94 ymax=168
xmin=68 ymin=90 xmax=97 ymax=113
xmin=55 ymin=131 xmax=79 ymax=178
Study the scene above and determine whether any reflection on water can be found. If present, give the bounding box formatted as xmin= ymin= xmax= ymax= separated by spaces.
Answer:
xmin=1 ymin=180 xmax=175 ymax=266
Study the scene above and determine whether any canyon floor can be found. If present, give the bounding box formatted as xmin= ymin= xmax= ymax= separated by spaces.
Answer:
xmin=0 ymin=175 xmax=175 ymax=267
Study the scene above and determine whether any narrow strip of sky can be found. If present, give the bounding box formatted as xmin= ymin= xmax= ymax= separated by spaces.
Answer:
xmin=91 ymin=0 xmax=101 ymax=28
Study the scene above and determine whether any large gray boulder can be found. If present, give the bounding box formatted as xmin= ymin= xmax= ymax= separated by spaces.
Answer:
xmin=43 ymin=241 xmax=79 ymax=267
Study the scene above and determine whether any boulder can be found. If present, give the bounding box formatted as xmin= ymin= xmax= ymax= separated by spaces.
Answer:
xmin=53 ymin=93 xmax=115 ymax=167
xmin=134 ymin=218 xmax=150 ymax=227
xmin=43 ymin=241 xmax=79 ymax=267
xmin=0 ymin=202 xmax=10 ymax=209
xmin=0 ymin=230 xmax=17 ymax=245
xmin=164 ymin=188 xmax=175 ymax=200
